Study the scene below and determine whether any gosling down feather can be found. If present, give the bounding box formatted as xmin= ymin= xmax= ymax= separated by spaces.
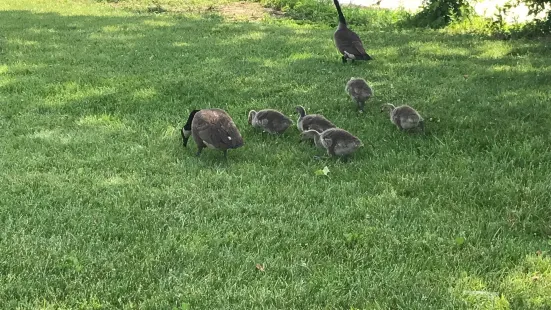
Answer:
xmin=181 ymin=108 xmax=244 ymax=158
xmin=333 ymin=0 xmax=373 ymax=63
xmin=345 ymin=77 xmax=373 ymax=113
xmin=248 ymin=109 xmax=293 ymax=134
xmin=301 ymin=128 xmax=363 ymax=157
xmin=295 ymin=105 xmax=336 ymax=134
xmin=380 ymin=103 xmax=425 ymax=132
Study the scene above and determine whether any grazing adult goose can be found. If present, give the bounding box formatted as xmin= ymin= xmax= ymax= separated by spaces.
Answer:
xmin=380 ymin=103 xmax=425 ymax=133
xmin=333 ymin=0 xmax=373 ymax=63
xmin=301 ymin=128 xmax=363 ymax=158
xmin=345 ymin=77 xmax=373 ymax=113
xmin=181 ymin=108 xmax=244 ymax=159
xmin=248 ymin=109 xmax=293 ymax=134
xmin=295 ymin=105 xmax=336 ymax=134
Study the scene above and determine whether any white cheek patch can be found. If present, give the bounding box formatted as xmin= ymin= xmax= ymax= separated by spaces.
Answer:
xmin=183 ymin=129 xmax=191 ymax=138
xmin=228 ymin=136 xmax=232 ymax=141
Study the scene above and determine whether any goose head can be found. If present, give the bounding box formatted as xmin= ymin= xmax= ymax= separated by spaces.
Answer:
xmin=182 ymin=109 xmax=200 ymax=147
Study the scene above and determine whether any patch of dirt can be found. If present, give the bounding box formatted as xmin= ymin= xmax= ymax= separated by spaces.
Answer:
xmin=218 ymin=2 xmax=285 ymax=21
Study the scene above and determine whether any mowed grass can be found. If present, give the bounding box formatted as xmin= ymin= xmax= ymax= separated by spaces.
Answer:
xmin=1 ymin=0 xmax=551 ymax=309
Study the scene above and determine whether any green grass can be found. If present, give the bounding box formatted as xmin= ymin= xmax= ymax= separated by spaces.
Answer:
xmin=1 ymin=0 xmax=551 ymax=309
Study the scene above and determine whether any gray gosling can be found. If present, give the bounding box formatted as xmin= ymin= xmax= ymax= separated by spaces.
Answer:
xmin=301 ymin=128 xmax=363 ymax=158
xmin=345 ymin=77 xmax=373 ymax=113
xmin=181 ymin=108 xmax=244 ymax=159
xmin=248 ymin=109 xmax=293 ymax=134
xmin=295 ymin=105 xmax=336 ymax=133
xmin=380 ymin=103 xmax=425 ymax=133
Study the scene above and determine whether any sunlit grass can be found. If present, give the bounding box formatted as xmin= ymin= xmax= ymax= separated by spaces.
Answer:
xmin=0 ymin=0 xmax=551 ymax=309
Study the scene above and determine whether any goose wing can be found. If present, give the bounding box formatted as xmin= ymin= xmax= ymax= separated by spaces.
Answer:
xmin=335 ymin=29 xmax=367 ymax=56
xmin=194 ymin=111 xmax=243 ymax=149
xmin=196 ymin=122 xmax=242 ymax=149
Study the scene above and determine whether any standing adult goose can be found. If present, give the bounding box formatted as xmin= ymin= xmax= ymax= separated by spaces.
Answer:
xmin=333 ymin=0 xmax=373 ymax=63
xmin=301 ymin=128 xmax=363 ymax=158
xmin=181 ymin=108 xmax=244 ymax=159
xmin=248 ymin=109 xmax=293 ymax=134
xmin=380 ymin=103 xmax=425 ymax=133
xmin=295 ymin=105 xmax=336 ymax=134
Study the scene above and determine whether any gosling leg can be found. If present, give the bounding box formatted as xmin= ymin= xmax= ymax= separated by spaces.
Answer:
xmin=357 ymin=100 xmax=365 ymax=113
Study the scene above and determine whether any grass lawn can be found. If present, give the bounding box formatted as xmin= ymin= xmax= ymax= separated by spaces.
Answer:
xmin=1 ymin=0 xmax=551 ymax=309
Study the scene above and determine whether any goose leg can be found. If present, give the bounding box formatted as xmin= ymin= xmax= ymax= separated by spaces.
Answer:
xmin=341 ymin=55 xmax=347 ymax=64
xmin=223 ymin=150 xmax=228 ymax=159
xmin=196 ymin=146 xmax=203 ymax=157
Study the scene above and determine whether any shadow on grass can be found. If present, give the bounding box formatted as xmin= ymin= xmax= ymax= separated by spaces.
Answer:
xmin=2 ymin=6 xmax=550 ymax=223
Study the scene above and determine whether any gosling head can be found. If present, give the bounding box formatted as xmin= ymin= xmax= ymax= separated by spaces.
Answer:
xmin=380 ymin=103 xmax=396 ymax=114
xmin=182 ymin=109 xmax=200 ymax=147
xmin=295 ymin=106 xmax=306 ymax=117
xmin=248 ymin=110 xmax=257 ymax=125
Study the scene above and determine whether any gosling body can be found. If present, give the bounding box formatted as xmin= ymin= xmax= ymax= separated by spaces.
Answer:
xmin=295 ymin=105 xmax=336 ymax=134
xmin=301 ymin=128 xmax=363 ymax=157
xmin=248 ymin=109 xmax=293 ymax=134
xmin=345 ymin=77 xmax=373 ymax=112
xmin=381 ymin=103 xmax=425 ymax=132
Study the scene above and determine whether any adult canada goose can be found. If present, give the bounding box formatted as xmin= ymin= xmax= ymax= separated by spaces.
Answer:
xmin=380 ymin=103 xmax=425 ymax=133
xmin=181 ymin=108 xmax=244 ymax=158
xmin=345 ymin=77 xmax=373 ymax=113
xmin=248 ymin=109 xmax=293 ymax=134
xmin=295 ymin=105 xmax=336 ymax=133
xmin=301 ymin=128 xmax=363 ymax=158
xmin=333 ymin=0 xmax=373 ymax=63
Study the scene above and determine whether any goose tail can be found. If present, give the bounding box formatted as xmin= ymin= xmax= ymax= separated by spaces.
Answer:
xmin=358 ymin=53 xmax=373 ymax=61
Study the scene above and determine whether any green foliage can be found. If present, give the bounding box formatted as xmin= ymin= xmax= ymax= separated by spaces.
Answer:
xmin=514 ymin=10 xmax=551 ymax=37
xmin=410 ymin=0 xmax=475 ymax=28
xmin=482 ymin=3 xmax=551 ymax=39
xmin=523 ymin=0 xmax=551 ymax=16
xmin=259 ymin=0 xmax=407 ymax=28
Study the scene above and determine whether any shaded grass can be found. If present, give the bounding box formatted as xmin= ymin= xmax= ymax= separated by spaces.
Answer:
xmin=1 ymin=0 xmax=551 ymax=309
